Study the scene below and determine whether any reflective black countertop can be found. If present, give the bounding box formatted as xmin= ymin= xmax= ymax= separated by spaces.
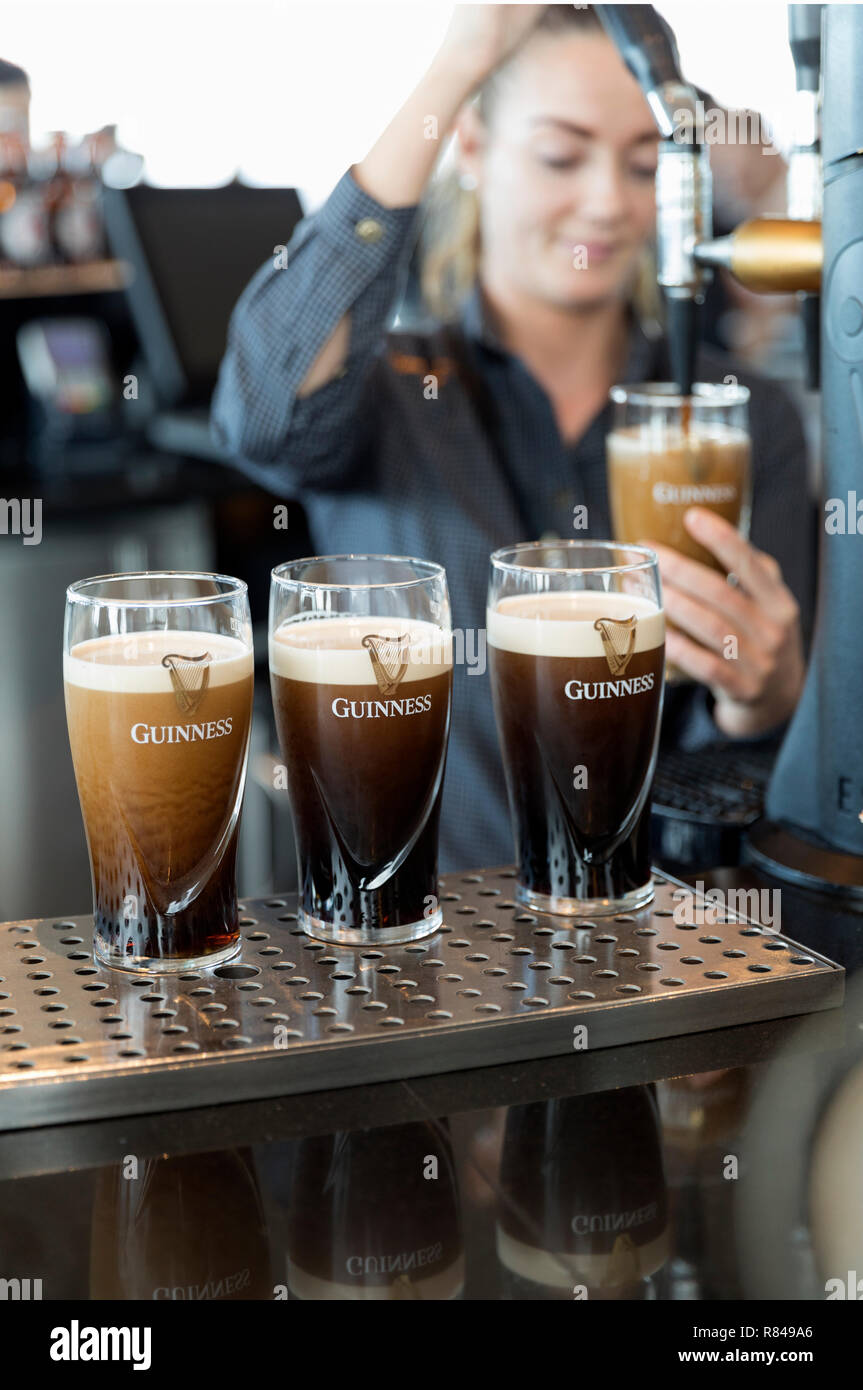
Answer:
xmin=2 ymin=864 xmax=862 ymax=1303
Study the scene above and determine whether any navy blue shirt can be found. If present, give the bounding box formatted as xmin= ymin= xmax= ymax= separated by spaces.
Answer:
xmin=212 ymin=169 xmax=816 ymax=871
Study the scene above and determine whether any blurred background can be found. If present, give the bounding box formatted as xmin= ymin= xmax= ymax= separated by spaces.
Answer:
xmin=0 ymin=0 xmax=819 ymax=920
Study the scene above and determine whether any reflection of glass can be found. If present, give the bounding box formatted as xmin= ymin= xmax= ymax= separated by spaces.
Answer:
xmin=496 ymin=1089 xmax=669 ymax=1300
xmin=64 ymin=572 xmax=254 ymax=973
xmin=488 ymin=541 xmax=665 ymax=917
xmin=269 ymin=555 xmax=453 ymax=946
xmin=287 ymin=1121 xmax=464 ymax=1300
xmin=607 ymin=382 xmax=751 ymax=683
xmin=89 ymin=1150 xmax=272 ymax=1299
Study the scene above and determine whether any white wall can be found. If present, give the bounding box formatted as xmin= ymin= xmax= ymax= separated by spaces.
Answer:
xmin=3 ymin=0 xmax=800 ymax=207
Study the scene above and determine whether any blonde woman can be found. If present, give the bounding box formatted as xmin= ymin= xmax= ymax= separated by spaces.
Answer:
xmin=213 ymin=4 xmax=812 ymax=871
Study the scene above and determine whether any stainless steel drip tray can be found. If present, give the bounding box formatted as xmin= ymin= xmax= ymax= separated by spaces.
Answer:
xmin=0 ymin=868 xmax=844 ymax=1132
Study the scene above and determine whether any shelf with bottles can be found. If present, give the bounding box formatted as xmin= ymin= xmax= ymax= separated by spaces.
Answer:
xmin=0 ymin=124 xmax=141 ymax=286
xmin=0 ymin=257 xmax=132 ymax=299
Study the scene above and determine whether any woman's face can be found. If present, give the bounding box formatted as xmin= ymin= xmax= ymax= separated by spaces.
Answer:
xmin=462 ymin=30 xmax=660 ymax=310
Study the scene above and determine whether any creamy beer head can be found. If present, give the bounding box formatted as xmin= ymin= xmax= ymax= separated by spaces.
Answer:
xmin=269 ymin=615 xmax=453 ymax=685
xmin=487 ymin=589 xmax=665 ymax=657
xmin=64 ymin=629 xmax=253 ymax=691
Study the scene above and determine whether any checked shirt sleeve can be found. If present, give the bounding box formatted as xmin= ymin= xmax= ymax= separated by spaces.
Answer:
xmin=211 ymin=168 xmax=420 ymax=490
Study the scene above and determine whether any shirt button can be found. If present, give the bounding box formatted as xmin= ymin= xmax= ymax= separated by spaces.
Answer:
xmin=355 ymin=217 xmax=384 ymax=244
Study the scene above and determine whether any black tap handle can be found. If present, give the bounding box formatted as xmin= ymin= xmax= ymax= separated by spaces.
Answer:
xmin=593 ymin=4 xmax=683 ymax=101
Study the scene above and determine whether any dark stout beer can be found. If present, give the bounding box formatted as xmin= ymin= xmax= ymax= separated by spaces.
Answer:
xmin=270 ymin=616 xmax=452 ymax=941
xmin=488 ymin=590 xmax=664 ymax=911
xmin=64 ymin=630 xmax=253 ymax=968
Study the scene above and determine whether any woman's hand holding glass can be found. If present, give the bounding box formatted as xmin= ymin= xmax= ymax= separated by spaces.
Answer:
xmin=646 ymin=507 xmax=806 ymax=738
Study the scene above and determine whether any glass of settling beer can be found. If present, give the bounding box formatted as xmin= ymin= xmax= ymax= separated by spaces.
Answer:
xmin=269 ymin=555 xmax=453 ymax=945
xmin=606 ymin=382 xmax=751 ymax=680
xmin=488 ymin=541 xmax=665 ymax=917
xmin=64 ymin=572 xmax=254 ymax=973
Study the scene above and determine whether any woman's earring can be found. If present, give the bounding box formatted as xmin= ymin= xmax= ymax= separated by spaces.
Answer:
xmin=458 ymin=172 xmax=478 ymax=192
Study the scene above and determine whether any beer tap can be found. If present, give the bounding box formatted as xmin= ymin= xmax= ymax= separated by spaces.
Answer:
xmin=693 ymin=5 xmax=824 ymax=388
xmin=598 ymin=4 xmax=863 ymax=893
xmin=593 ymin=3 xmax=712 ymax=397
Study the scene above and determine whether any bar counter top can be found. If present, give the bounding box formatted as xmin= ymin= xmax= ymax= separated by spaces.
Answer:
xmin=2 ymin=863 xmax=862 ymax=1302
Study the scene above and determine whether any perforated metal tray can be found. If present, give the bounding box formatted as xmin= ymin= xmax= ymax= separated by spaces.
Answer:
xmin=0 ymin=867 xmax=843 ymax=1132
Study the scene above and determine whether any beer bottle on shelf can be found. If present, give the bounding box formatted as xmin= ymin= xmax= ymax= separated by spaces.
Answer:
xmin=0 ymin=122 xmax=52 ymax=269
xmin=54 ymin=134 xmax=105 ymax=264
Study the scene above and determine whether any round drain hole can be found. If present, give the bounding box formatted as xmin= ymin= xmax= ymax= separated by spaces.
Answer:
xmin=214 ymin=963 xmax=260 ymax=980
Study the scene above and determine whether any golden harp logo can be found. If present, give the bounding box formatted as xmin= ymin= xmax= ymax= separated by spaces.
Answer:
xmin=594 ymin=616 xmax=637 ymax=676
xmin=608 ymin=1232 xmax=642 ymax=1286
xmin=161 ymin=651 xmax=212 ymax=714
xmin=362 ymin=632 xmax=409 ymax=696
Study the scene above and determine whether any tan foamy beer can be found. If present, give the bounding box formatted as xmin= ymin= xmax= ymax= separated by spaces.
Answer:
xmin=270 ymin=556 xmax=452 ymax=946
xmin=64 ymin=573 xmax=254 ymax=973
xmin=606 ymin=383 xmax=751 ymax=564
xmin=488 ymin=542 xmax=665 ymax=917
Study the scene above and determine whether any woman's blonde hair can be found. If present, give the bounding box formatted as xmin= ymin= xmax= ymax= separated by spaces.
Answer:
xmin=419 ymin=3 xmax=662 ymax=327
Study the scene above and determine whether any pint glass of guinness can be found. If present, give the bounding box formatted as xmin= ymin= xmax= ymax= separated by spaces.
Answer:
xmin=607 ymin=384 xmax=749 ymax=684
xmin=64 ymin=572 xmax=254 ymax=972
xmin=488 ymin=541 xmax=664 ymax=916
xmin=270 ymin=555 xmax=452 ymax=945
